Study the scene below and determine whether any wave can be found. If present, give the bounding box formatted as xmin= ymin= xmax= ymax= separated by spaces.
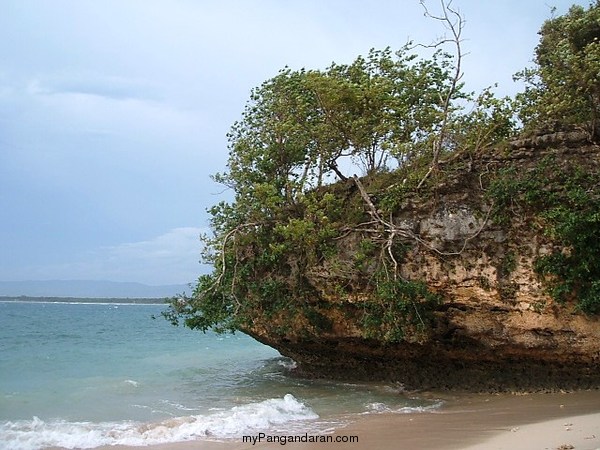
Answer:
xmin=277 ymin=358 xmax=298 ymax=370
xmin=364 ymin=401 xmax=443 ymax=414
xmin=0 ymin=394 xmax=318 ymax=450
xmin=0 ymin=300 xmax=161 ymax=306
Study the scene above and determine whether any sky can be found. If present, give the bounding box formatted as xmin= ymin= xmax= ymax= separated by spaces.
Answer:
xmin=0 ymin=0 xmax=585 ymax=286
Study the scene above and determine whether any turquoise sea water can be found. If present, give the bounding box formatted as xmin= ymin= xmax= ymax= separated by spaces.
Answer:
xmin=0 ymin=301 xmax=439 ymax=449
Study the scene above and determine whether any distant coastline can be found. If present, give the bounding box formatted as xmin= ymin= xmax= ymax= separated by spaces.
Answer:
xmin=0 ymin=279 xmax=189 ymax=298
xmin=0 ymin=295 xmax=166 ymax=304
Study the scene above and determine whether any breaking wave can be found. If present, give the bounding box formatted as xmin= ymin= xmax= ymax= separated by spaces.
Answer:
xmin=0 ymin=394 xmax=318 ymax=450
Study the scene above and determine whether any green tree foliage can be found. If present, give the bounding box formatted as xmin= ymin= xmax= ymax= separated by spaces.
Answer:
xmin=487 ymin=158 xmax=600 ymax=315
xmin=164 ymin=3 xmax=600 ymax=338
xmin=167 ymin=53 xmax=515 ymax=338
xmin=308 ymin=47 xmax=462 ymax=174
xmin=445 ymin=86 xmax=516 ymax=153
xmin=164 ymin=4 xmax=533 ymax=335
xmin=164 ymin=45 xmax=489 ymax=334
xmin=515 ymin=1 xmax=600 ymax=134
xmin=216 ymin=46 xmax=464 ymax=205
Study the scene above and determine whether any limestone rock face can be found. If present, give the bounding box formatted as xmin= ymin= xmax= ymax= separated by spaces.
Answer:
xmin=244 ymin=134 xmax=600 ymax=391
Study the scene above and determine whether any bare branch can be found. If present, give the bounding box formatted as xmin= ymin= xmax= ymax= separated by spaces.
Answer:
xmin=353 ymin=175 xmax=384 ymax=224
xmin=417 ymin=0 xmax=466 ymax=188
xmin=214 ymin=222 xmax=260 ymax=289
xmin=352 ymin=173 xmax=492 ymax=269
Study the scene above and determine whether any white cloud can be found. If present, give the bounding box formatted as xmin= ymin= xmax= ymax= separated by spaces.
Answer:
xmin=26 ymin=72 xmax=163 ymax=102
xmin=25 ymin=76 xmax=208 ymax=140
xmin=12 ymin=228 xmax=210 ymax=285
xmin=91 ymin=227 xmax=209 ymax=284
xmin=105 ymin=227 xmax=203 ymax=261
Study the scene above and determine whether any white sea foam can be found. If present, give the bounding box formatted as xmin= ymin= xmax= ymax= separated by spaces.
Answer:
xmin=277 ymin=358 xmax=298 ymax=370
xmin=364 ymin=401 xmax=443 ymax=414
xmin=0 ymin=394 xmax=318 ymax=450
xmin=0 ymin=300 xmax=159 ymax=306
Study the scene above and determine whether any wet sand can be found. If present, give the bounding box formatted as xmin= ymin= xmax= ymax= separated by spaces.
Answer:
xmin=83 ymin=390 xmax=600 ymax=450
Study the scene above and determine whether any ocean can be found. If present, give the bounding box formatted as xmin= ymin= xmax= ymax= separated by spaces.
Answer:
xmin=0 ymin=300 xmax=440 ymax=449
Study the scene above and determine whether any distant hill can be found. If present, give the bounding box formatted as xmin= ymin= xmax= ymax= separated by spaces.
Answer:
xmin=0 ymin=280 xmax=190 ymax=298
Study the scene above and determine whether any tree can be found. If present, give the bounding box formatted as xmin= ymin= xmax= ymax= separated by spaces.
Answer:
xmin=417 ymin=0 xmax=465 ymax=185
xmin=164 ymin=46 xmax=465 ymax=333
xmin=515 ymin=1 xmax=600 ymax=136
xmin=214 ymin=68 xmax=317 ymax=210
xmin=215 ymin=45 xmax=463 ymax=218
xmin=164 ymin=2 xmax=517 ymax=335
xmin=307 ymin=47 xmax=457 ymax=176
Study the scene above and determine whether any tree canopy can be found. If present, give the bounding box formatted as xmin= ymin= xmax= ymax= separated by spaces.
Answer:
xmin=216 ymin=47 xmax=463 ymax=210
xmin=165 ymin=2 xmax=599 ymax=335
xmin=516 ymin=1 xmax=600 ymax=135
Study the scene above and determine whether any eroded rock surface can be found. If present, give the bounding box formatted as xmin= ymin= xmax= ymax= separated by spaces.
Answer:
xmin=244 ymin=134 xmax=600 ymax=391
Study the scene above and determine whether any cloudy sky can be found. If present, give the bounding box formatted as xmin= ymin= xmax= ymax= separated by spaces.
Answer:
xmin=0 ymin=0 xmax=583 ymax=286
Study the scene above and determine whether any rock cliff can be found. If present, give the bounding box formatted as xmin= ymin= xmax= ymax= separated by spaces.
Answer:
xmin=243 ymin=131 xmax=600 ymax=391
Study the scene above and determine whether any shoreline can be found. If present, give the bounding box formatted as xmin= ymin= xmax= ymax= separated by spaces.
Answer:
xmin=86 ymin=390 xmax=600 ymax=450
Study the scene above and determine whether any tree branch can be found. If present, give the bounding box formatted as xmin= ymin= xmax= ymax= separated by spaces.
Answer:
xmin=417 ymin=0 xmax=465 ymax=188
xmin=214 ymin=222 xmax=260 ymax=290
xmin=352 ymin=174 xmax=492 ymax=272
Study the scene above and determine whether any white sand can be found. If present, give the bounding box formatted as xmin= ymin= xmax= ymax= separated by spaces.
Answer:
xmin=463 ymin=412 xmax=600 ymax=450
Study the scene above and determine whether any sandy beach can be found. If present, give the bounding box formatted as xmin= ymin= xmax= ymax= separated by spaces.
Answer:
xmin=84 ymin=390 xmax=600 ymax=450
